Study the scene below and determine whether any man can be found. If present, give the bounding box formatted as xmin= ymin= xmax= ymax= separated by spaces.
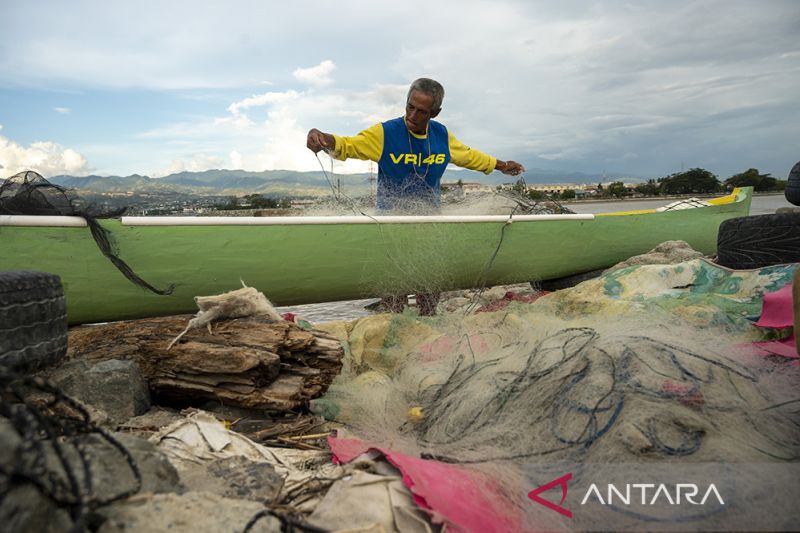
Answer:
xmin=306 ymin=77 xmax=525 ymax=210
xmin=306 ymin=78 xmax=525 ymax=314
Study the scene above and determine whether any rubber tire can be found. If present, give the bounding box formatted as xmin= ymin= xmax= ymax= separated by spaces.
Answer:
xmin=0 ymin=271 xmax=68 ymax=373
xmin=785 ymin=161 xmax=800 ymax=206
xmin=716 ymin=213 xmax=800 ymax=269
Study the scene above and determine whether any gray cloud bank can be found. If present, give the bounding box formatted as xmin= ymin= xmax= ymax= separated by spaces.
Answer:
xmin=0 ymin=0 xmax=797 ymax=179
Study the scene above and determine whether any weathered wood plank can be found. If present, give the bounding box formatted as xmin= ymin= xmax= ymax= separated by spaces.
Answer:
xmin=67 ymin=315 xmax=343 ymax=411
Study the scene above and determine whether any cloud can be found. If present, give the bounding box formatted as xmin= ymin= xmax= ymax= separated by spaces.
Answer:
xmin=293 ymin=60 xmax=336 ymax=87
xmin=153 ymin=153 xmax=225 ymax=178
xmin=386 ymin=0 xmax=800 ymax=177
xmin=0 ymin=4 xmax=377 ymax=90
xmin=133 ymin=82 xmax=408 ymax=176
xmin=53 ymin=107 xmax=71 ymax=114
xmin=221 ymin=83 xmax=407 ymax=174
xmin=221 ymin=95 xmax=375 ymax=174
xmin=229 ymin=150 xmax=242 ymax=169
xmin=4 ymin=1 xmax=796 ymax=178
xmin=0 ymin=127 xmax=89 ymax=178
xmin=227 ymin=90 xmax=300 ymax=116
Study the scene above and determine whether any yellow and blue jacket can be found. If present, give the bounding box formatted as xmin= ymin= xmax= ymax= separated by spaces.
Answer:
xmin=332 ymin=117 xmax=497 ymax=210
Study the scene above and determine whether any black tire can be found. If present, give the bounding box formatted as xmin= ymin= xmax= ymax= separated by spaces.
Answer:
xmin=0 ymin=271 xmax=68 ymax=373
xmin=716 ymin=213 xmax=800 ymax=269
xmin=785 ymin=161 xmax=800 ymax=206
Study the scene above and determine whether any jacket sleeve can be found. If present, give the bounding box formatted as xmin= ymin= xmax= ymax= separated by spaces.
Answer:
xmin=448 ymin=131 xmax=497 ymax=175
xmin=331 ymin=123 xmax=384 ymax=162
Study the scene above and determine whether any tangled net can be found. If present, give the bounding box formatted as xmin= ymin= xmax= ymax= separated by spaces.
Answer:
xmin=0 ymin=171 xmax=173 ymax=295
xmin=0 ymin=368 xmax=142 ymax=532
xmin=321 ymin=313 xmax=800 ymax=466
xmin=493 ymin=178 xmax=575 ymax=215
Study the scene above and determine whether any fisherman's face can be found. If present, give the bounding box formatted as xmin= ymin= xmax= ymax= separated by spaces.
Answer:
xmin=405 ymin=90 xmax=439 ymax=135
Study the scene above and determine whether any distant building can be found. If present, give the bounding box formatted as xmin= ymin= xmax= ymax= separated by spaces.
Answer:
xmin=440 ymin=181 xmax=492 ymax=194
xmin=527 ymin=183 xmax=597 ymax=196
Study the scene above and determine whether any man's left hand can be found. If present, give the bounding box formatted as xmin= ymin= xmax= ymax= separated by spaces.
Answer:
xmin=497 ymin=160 xmax=525 ymax=176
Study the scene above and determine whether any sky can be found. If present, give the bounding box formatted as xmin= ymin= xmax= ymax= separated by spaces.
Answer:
xmin=0 ymin=0 xmax=798 ymax=183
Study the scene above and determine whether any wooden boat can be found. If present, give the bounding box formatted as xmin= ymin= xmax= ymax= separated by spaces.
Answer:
xmin=0 ymin=187 xmax=752 ymax=325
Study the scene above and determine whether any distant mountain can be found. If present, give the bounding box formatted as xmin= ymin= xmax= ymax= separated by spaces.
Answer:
xmin=49 ymin=174 xmax=155 ymax=191
xmin=48 ymin=169 xmax=374 ymax=196
xmin=45 ymin=167 xmax=643 ymax=196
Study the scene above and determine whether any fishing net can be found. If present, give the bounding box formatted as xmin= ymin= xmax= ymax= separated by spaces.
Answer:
xmin=314 ymin=259 xmax=799 ymax=521
xmin=304 ymin=167 xmax=574 ymax=218
xmin=303 ymin=158 xmax=577 ymax=313
xmin=0 ymin=369 xmax=142 ymax=532
xmin=321 ymin=315 xmax=799 ymax=460
xmin=0 ymin=171 xmax=174 ymax=295
xmin=493 ymin=177 xmax=574 ymax=215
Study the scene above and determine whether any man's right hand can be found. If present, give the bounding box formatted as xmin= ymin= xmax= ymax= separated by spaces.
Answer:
xmin=307 ymin=128 xmax=334 ymax=153
xmin=496 ymin=160 xmax=525 ymax=176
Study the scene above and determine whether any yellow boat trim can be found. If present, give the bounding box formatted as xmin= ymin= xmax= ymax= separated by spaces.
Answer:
xmin=597 ymin=188 xmax=741 ymax=217
xmin=597 ymin=208 xmax=657 ymax=217
xmin=705 ymin=188 xmax=740 ymax=205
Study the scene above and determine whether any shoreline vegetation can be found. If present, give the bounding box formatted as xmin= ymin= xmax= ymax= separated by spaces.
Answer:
xmin=486 ymin=167 xmax=787 ymax=204
xmin=4 ymin=166 xmax=785 ymax=215
xmin=561 ymin=190 xmax=785 ymax=205
xmin=127 ymin=187 xmax=788 ymax=218
xmin=207 ymin=166 xmax=786 ymax=215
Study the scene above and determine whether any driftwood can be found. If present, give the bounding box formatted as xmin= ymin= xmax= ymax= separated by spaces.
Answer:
xmin=67 ymin=315 xmax=343 ymax=411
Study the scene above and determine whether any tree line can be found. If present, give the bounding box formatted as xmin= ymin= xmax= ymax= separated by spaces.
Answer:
xmin=214 ymin=193 xmax=292 ymax=210
xmin=500 ymin=168 xmax=786 ymax=201
xmin=626 ymin=167 xmax=785 ymax=197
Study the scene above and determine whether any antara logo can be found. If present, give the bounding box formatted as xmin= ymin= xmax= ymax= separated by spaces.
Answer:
xmin=389 ymin=153 xmax=447 ymax=165
xmin=528 ymin=473 xmax=573 ymax=518
xmin=581 ymin=483 xmax=725 ymax=506
xmin=528 ymin=474 xmax=725 ymax=519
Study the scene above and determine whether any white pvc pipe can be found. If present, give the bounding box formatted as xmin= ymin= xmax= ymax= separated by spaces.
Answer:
xmin=0 ymin=215 xmax=88 ymax=227
xmin=0 ymin=213 xmax=594 ymax=227
xmin=121 ymin=214 xmax=594 ymax=226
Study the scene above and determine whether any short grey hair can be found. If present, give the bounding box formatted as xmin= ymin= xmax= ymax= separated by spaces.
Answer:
xmin=407 ymin=78 xmax=445 ymax=112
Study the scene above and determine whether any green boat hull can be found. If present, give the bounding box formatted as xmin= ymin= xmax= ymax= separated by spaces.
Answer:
xmin=0 ymin=188 xmax=752 ymax=325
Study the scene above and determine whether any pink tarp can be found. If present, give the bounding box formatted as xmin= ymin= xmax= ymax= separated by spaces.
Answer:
xmin=748 ymin=336 xmax=798 ymax=358
xmin=329 ymin=436 xmax=522 ymax=532
xmin=749 ymin=282 xmax=797 ymax=358
xmin=755 ymin=284 xmax=795 ymax=329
